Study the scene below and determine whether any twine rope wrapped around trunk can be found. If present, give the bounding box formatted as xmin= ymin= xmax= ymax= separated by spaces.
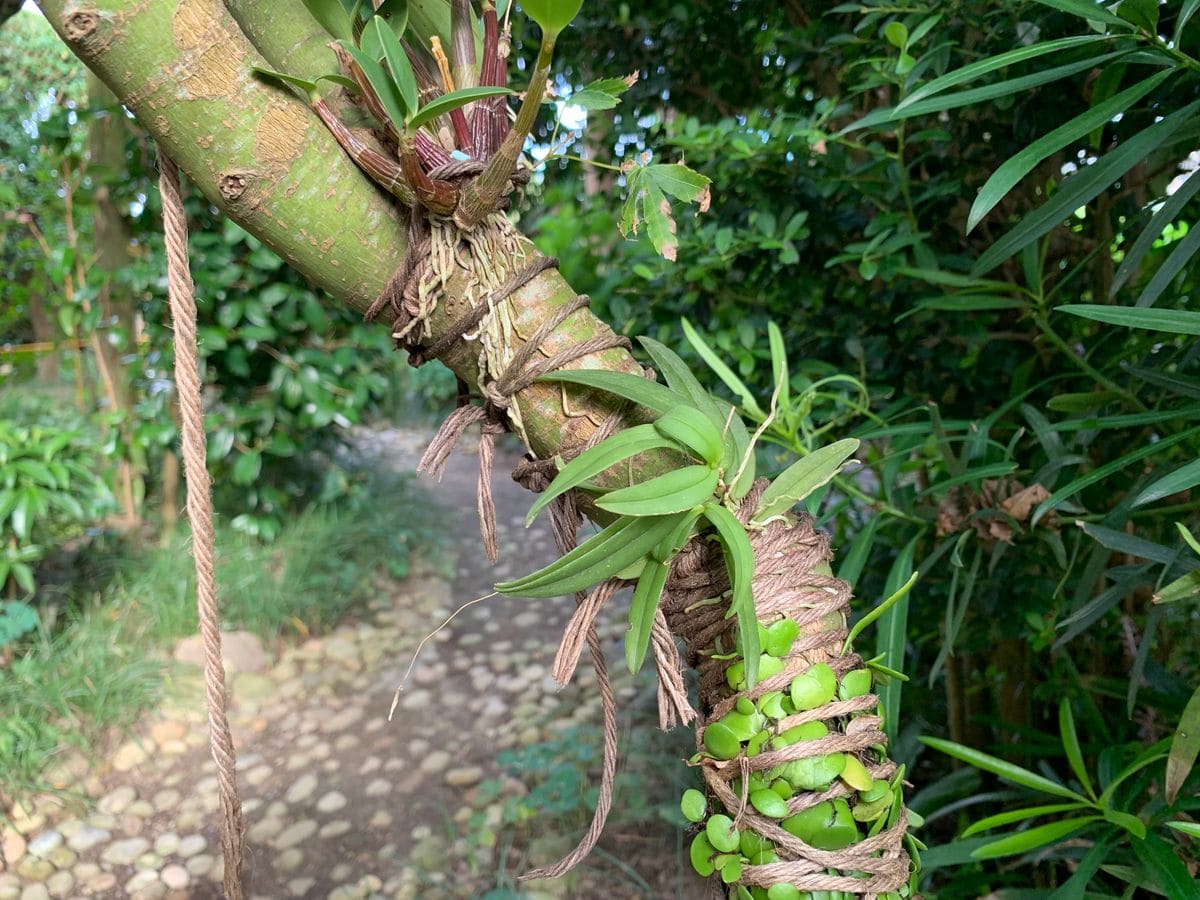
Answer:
xmin=159 ymin=151 xmax=246 ymax=900
xmin=371 ymin=173 xmax=907 ymax=893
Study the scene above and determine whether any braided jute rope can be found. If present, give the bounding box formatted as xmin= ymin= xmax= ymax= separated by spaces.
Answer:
xmin=159 ymin=152 xmax=245 ymax=900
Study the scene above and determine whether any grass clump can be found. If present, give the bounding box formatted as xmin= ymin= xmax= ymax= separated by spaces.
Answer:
xmin=0 ymin=472 xmax=447 ymax=801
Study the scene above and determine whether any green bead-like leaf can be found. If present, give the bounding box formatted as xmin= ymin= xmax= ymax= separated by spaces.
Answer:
xmin=750 ymin=789 xmax=789 ymax=819
xmin=706 ymin=814 xmax=740 ymax=853
xmin=703 ymin=722 xmax=742 ymax=760
xmin=680 ymin=788 xmax=707 ymax=823
xmin=689 ymin=833 xmax=716 ymax=877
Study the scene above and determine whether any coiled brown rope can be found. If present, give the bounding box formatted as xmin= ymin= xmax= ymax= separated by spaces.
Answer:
xmin=159 ymin=152 xmax=245 ymax=900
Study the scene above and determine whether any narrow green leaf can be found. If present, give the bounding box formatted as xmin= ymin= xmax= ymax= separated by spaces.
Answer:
xmin=1112 ymin=169 xmax=1200 ymax=295
xmin=898 ymin=295 xmax=1028 ymax=320
xmin=1134 ymin=459 xmax=1200 ymax=508
xmin=968 ymin=71 xmax=1171 ymax=232
xmin=1031 ymin=427 xmax=1200 ymax=525
xmin=681 ymin=319 xmax=763 ymax=418
xmin=1131 ymin=832 xmax=1198 ymax=898
xmin=1117 ymin=0 xmax=1159 ymax=31
xmin=918 ymin=461 xmax=1018 ymax=497
xmin=1133 ymin=219 xmax=1200 ymax=309
xmin=1077 ymin=522 xmax=1177 ymax=565
xmin=1059 ymin=700 xmax=1095 ymax=798
xmin=1125 ymin=365 xmax=1200 ymax=399
xmin=1177 ymin=0 xmax=1200 ymax=44
xmin=626 ymin=559 xmax=669 ymax=674
xmin=1048 ymin=836 xmax=1116 ymax=900
xmin=962 ymin=802 xmax=1091 ymax=837
xmin=1101 ymin=809 xmax=1145 ymax=838
xmin=497 ymin=513 xmax=685 ymax=597
xmin=751 ymin=439 xmax=860 ymax=525
xmin=525 ymin=424 xmax=677 ymax=525
xmin=877 ymin=536 xmax=917 ymax=741
xmin=843 ymin=571 xmax=918 ymax=653
xmin=372 ymin=17 xmax=418 ymax=118
xmin=1179 ymin=523 xmax=1200 ymax=558
xmin=975 ymin=100 xmax=1200 ymax=274
xmin=1063 ymin=299 xmax=1200 ymax=333
xmin=702 ymin=503 xmax=759 ymax=686
xmin=921 ymin=737 xmax=1090 ymax=802
xmin=767 ymin=322 xmax=789 ymax=413
xmin=597 ymin=465 xmax=719 ymax=517
xmin=1031 ymin=0 xmax=1131 ymax=27
xmin=896 ymin=266 xmax=1013 ymax=290
xmin=638 ymin=336 xmax=731 ymax=462
xmin=1166 ymin=684 xmax=1200 ymax=805
xmin=653 ymin=405 xmax=725 ymax=468
xmin=339 ymin=41 xmax=408 ymax=132
xmin=409 ymin=86 xmax=514 ymax=130
xmin=1166 ymin=820 xmax=1200 ymax=839
xmin=971 ymin=817 xmax=1100 ymax=860
xmin=899 ymin=35 xmax=1113 ymax=111
xmin=536 ymin=369 xmax=680 ymax=414
xmin=1154 ymin=570 xmax=1200 ymax=605
xmin=844 ymin=50 xmax=1128 ymax=133
xmin=251 ymin=67 xmax=318 ymax=96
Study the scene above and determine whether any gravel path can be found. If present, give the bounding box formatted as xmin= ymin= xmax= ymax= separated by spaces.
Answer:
xmin=0 ymin=428 xmax=699 ymax=900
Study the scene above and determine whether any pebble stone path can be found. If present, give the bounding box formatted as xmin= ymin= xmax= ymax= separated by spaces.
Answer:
xmin=0 ymin=428 xmax=700 ymax=900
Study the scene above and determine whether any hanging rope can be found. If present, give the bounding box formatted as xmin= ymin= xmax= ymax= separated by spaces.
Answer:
xmin=159 ymin=151 xmax=246 ymax=900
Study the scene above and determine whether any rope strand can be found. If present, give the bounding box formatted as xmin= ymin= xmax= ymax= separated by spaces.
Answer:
xmin=159 ymin=151 xmax=245 ymax=900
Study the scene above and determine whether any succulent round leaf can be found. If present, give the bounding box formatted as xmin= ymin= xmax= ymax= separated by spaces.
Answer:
xmin=706 ymin=814 xmax=740 ymax=853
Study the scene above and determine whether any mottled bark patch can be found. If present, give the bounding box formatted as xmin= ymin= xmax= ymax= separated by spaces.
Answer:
xmin=173 ymin=0 xmax=241 ymax=99
xmin=254 ymin=101 xmax=310 ymax=169
xmin=60 ymin=6 xmax=113 ymax=57
xmin=172 ymin=0 xmax=222 ymax=51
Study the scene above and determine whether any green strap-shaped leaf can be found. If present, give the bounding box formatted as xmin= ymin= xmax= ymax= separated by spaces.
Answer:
xmin=961 ymin=802 xmax=1090 ymax=837
xmin=751 ymin=438 xmax=860 ymax=525
xmin=625 ymin=559 xmax=670 ymax=674
xmin=1134 ymin=458 xmax=1200 ymax=508
xmin=681 ymin=319 xmax=763 ymax=418
xmin=1112 ymin=169 xmax=1200 ymax=295
xmin=1030 ymin=0 xmax=1131 ymax=27
xmin=339 ymin=41 xmax=409 ymax=132
xmin=701 ymin=503 xmax=759 ymax=687
xmin=372 ymin=17 xmax=418 ymax=119
xmin=1178 ymin=0 xmax=1200 ymax=44
xmin=767 ymin=322 xmax=789 ymax=412
xmin=638 ymin=336 xmax=724 ymax=418
xmin=922 ymin=737 xmax=1090 ymax=802
xmin=653 ymin=507 xmax=703 ymax=563
xmin=1031 ymin=426 xmax=1200 ymax=526
xmin=251 ymin=67 xmax=319 ymax=96
xmin=409 ymin=86 xmax=514 ymax=130
xmin=653 ymin=406 xmax=724 ymax=468
xmin=971 ymin=816 xmax=1101 ymax=860
xmin=525 ymin=424 xmax=678 ymax=525
xmin=898 ymin=35 xmax=1114 ymax=111
xmin=536 ymin=369 xmax=679 ymax=414
xmin=968 ymin=71 xmax=1171 ymax=233
xmin=1058 ymin=700 xmax=1095 ymax=798
xmin=1130 ymin=832 xmax=1198 ymax=898
xmin=1132 ymin=218 xmax=1200 ymax=309
xmin=1057 ymin=303 xmax=1200 ymax=336
xmin=1154 ymin=570 xmax=1200 ymax=605
xmin=842 ymin=50 xmax=1128 ymax=134
xmin=1166 ymin=683 xmax=1200 ymax=805
xmin=496 ymin=512 xmax=685 ymax=598
xmin=975 ymin=99 xmax=1200 ymax=274
xmin=597 ymin=465 xmax=719 ymax=517
xmin=1167 ymin=820 xmax=1200 ymax=839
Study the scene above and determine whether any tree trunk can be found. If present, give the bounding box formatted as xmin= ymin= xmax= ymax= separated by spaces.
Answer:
xmin=38 ymin=2 xmax=911 ymax=894
xmin=87 ymin=70 xmax=144 ymax=526
xmin=26 ymin=293 xmax=61 ymax=382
